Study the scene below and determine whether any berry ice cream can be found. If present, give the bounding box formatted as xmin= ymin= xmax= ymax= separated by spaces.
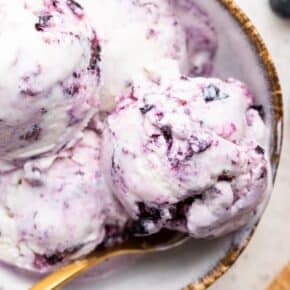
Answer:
xmin=0 ymin=0 xmax=272 ymax=275
xmin=0 ymin=130 xmax=128 ymax=272
xmin=102 ymin=77 xmax=268 ymax=238
xmin=0 ymin=0 xmax=101 ymax=161
xmin=80 ymin=0 xmax=217 ymax=111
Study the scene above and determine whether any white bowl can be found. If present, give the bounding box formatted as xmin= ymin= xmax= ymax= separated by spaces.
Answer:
xmin=1 ymin=1 xmax=283 ymax=289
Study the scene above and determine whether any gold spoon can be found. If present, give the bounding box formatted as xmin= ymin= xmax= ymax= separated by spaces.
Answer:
xmin=30 ymin=231 xmax=190 ymax=290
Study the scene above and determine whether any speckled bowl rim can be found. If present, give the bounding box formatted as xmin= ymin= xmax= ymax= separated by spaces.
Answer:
xmin=183 ymin=1 xmax=284 ymax=290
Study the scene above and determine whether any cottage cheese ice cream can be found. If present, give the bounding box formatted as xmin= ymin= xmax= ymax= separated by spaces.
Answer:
xmin=80 ymin=0 xmax=217 ymax=111
xmin=0 ymin=0 xmax=271 ymax=274
xmin=102 ymin=77 xmax=268 ymax=238
xmin=0 ymin=130 xmax=127 ymax=272
xmin=0 ymin=0 xmax=102 ymax=160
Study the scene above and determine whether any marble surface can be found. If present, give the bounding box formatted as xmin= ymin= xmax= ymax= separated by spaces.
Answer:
xmin=211 ymin=1 xmax=290 ymax=290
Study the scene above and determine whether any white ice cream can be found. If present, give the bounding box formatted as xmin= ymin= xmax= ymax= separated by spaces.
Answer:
xmin=0 ymin=0 xmax=270 ymax=273
xmin=0 ymin=0 xmax=102 ymax=160
xmin=80 ymin=0 xmax=217 ymax=111
xmin=103 ymin=77 xmax=268 ymax=237
xmin=0 ymin=130 xmax=127 ymax=272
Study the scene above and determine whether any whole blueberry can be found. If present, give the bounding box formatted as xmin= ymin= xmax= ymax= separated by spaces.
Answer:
xmin=270 ymin=0 xmax=290 ymax=18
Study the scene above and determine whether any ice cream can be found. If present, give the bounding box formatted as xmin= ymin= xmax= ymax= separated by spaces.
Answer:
xmin=0 ymin=0 xmax=102 ymax=161
xmin=170 ymin=0 xmax=218 ymax=77
xmin=102 ymin=77 xmax=268 ymax=238
xmin=79 ymin=0 xmax=217 ymax=111
xmin=0 ymin=130 xmax=128 ymax=272
xmin=0 ymin=0 xmax=271 ymax=274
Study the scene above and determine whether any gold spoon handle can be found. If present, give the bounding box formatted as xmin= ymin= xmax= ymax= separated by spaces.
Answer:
xmin=267 ymin=262 xmax=290 ymax=290
xmin=30 ymin=248 xmax=143 ymax=290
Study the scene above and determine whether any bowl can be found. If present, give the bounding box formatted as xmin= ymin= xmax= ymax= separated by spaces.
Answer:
xmin=0 ymin=0 xmax=283 ymax=289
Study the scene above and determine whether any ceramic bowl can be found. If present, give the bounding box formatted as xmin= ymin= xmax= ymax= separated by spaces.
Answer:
xmin=0 ymin=0 xmax=283 ymax=289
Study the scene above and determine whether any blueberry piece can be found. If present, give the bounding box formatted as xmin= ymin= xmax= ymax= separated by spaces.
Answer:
xmin=67 ymin=0 xmax=83 ymax=10
xmin=186 ymin=135 xmax=212 ymax=158
xmin=44 ymin=245 xmax=83 ymax=266
xmin=258 ymin=167 xmax=267 ymax=180
xmin=169 ymin=196 xmax=202 ymax=223
xmin=41 ymin=108 xmax=48 ymax=115
xmin=20 ymin=124 xmax=42 ymax=141
xmin=65 ymin=85 xmax=80 ymax=96
xmin=130 ymin=220 xmax=149 ymax=235
xmin=89 ymin=37 xmax=101 ymax=71
xmin=218 ymin=174 xmax=234 ymax=182
xmin=35 ymin=15 xmax=52 ymax=31
xmin=139 ymin=104 xmax=154 ymax=114
xmin=255 ymin=145 xmax=265 ymax=155
xmin=250 ymin=105 xmax=265 ymax=120
xmin=160 ymin=125 xmax=173 ymax=151
xmin=45 ymin=254 xmax=64 ymax=266
xmin=66 ymin=0 xmax=84 ymax=18
xmin=138 ymin=202 xmax=161 ymax=221
xmin=218 ymin=170 xmax=234 ymax=182
xmin=100 ymin=225 xmax=128 ymax=247
xmin=203 ymin=84 xmax=229 ymax=102
xmin=270 ymin=0 xmax=290 ymax=18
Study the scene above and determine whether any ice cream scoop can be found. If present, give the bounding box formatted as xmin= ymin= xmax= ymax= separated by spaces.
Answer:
xmin=102 ymin=77 xmax=268 ymax=238
xmin=0 ymin=0 xmax=102 ymax=161
xmin=0 ymin=130 xmax=127 ymax=273
xmin=80 ymin=0 xmax=217 ymax=112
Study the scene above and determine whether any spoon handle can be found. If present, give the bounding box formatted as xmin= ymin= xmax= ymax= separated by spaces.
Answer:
xmin=30 ymin=248 xmax=143 ymax=290
xmin=267 ymin=261 xmax=290 ymax=290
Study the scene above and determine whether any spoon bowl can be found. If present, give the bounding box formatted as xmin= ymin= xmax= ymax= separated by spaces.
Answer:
xmin=30 ymin=231 xmax=190 ymax=290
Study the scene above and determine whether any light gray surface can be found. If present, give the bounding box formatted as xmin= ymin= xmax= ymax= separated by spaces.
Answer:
xmin=211 ymin=1 xmax=290 ymax=290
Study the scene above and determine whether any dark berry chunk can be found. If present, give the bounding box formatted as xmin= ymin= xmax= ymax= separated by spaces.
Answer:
xmin=20 ymin=89 xmax=39 ymax=97
xmin=20 ymin=124 xmax=42 ymax=141
xmin=160 ymin=125 xmax=173 ymax=151
xmin=169 ymin=196 xmax=203 ymax=225
xmin=100 ymin=225 xmax=128 ymax=248
xmin=185 ymin=135 xmax=212 ymax=160
xmin=35 ymin=15 xmax=52 ymax=31
xmin=65 ymin=85 xmax=80 ymax=96
xmin=139 ymin=104 xmax=154 ymax=114
xmin=45 ymin=254 xmax=64 ymax=266
xmin=41 ymin=108 xmax=48 ymax=114
xmin=203 ymin=84 xmax=229 ymax=102
xmin=270 ymin=0 xmax=290 ymax=18
xmin=130 ymin=203 xmax=161 ymax=235
xmin=138 ymin=202 xmax=161 ymax=221
xmin=218 ymin=170 xmax=235 ymax=182
xmin=250 ymin=105 xmax=265 ymax=120
xmin=169 ymin=197 xmax=195 ymax=221
xmin=255 ymin=145 xmax=265 ymax=155
xmin=130 ymin=219 xmax=151 ymax=236
xmin=43 ymin=245 xmax=83 ymax=266
xmin=67 ymin=0 xmax=84 ymax=18
xmin=67 ymin=110 xmax=81 ymax=126
xmin=218 ymin=174 xmax=234 ymax=182
xmin=89 ymin=37 xmax=101 ymax=71
xmin=67 ymin=0 xmax=83 ymax=10
xmin=258 ymin=167 xmax=267 ymax=180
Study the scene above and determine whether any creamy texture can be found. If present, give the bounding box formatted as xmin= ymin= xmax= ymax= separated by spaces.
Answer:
xmin=80 ymin=0 xmax=217 ymax=111
xmin=0 ymin=0 xmax=271 ymax=273
xmin=103 ymin=77 xmax=268 ymax=237
xmin=0 ymin=0 xmax=101 ymax=160
xmin=0 ymin=130 xmax=128 ymax=272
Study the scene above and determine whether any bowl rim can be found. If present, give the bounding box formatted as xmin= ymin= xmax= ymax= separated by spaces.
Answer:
xmin=184 ymin=1 xmax=284 ymax=289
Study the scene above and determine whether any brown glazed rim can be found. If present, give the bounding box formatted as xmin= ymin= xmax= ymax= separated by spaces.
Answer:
xmin=183 ymin=1 xmax=284 ymax=290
